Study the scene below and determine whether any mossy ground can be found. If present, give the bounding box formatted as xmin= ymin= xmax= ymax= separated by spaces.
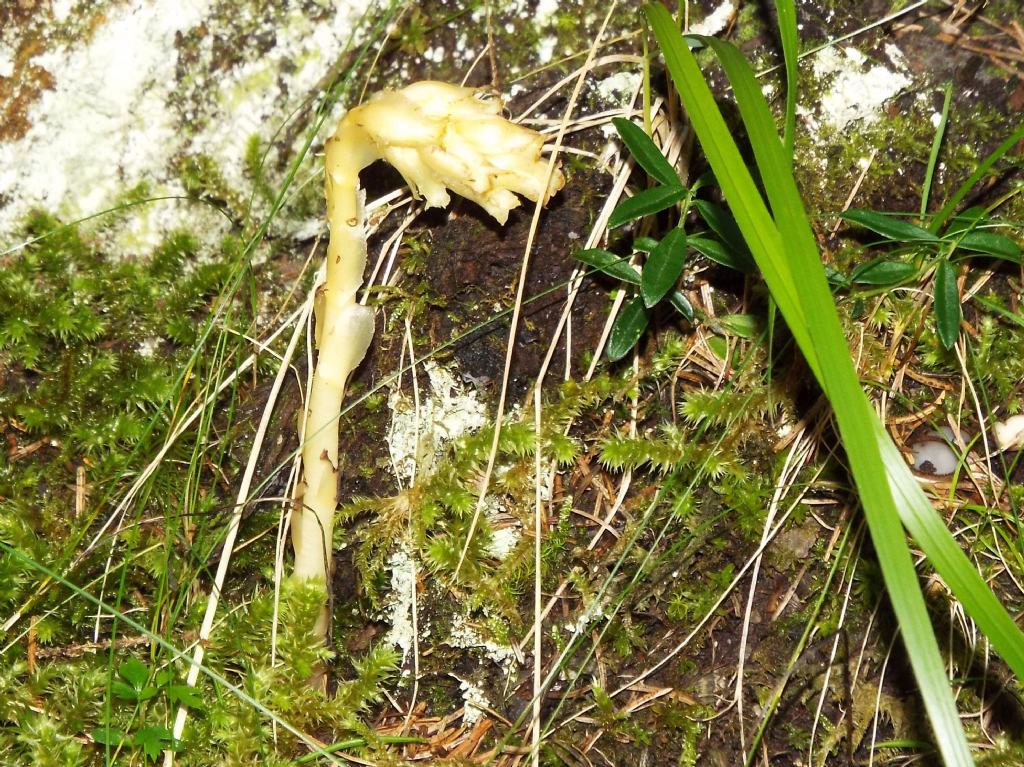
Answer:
xmin=3 ymin=1 xmax=1024 ymax=765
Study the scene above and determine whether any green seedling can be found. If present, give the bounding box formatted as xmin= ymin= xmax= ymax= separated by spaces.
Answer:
xmin=575 ymin=119 xmax=757 ymax=361
xmin=839 ymin=206 xmax=1022 ymax=348
xmin=91 ymin=657 xmax=200 ymax=763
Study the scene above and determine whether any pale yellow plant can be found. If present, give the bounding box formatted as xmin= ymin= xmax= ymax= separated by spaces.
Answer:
xmin=293 ymin=81 xmax=564 ymax=641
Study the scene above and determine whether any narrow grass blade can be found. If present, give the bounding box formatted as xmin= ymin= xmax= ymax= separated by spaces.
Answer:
xmin=921 ymin=82 xmax=952 ymax=220
xmin=644 ymin=5 xmax=1024 ymax=763
xmin=773 ymin=0 xmax=798 ymax=157
xmin=930 ymin=120 xmax=1024 ymax=233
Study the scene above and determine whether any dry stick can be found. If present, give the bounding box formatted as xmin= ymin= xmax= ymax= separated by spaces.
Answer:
xmin=166 ymin=290 xmax=314 ymax=762
xmin=401 ymin=316 xmax=422 ymax=735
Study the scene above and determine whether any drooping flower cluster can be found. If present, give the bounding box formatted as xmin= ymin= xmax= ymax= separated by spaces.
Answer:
xmin=329 ymin=81 xmax=564 ymax=224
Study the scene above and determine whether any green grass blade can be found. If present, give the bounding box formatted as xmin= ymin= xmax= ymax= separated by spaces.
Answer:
xmin=930 ymin=120 xmax=1024 ymax=233
xmin=773 ymin=0 xmax=798 ymax=157
xmin=922 ymin=82 xmax=952 ymax=220
xmin=643 ymin=5 xmax=1013 ymax=763
xmin=667 ymin=19 xmax=1024 ymax=685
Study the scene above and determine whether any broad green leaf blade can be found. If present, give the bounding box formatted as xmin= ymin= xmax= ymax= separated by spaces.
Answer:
xmin=717 ymin=313 xmax=761 ymax=339
xmin=955 ymin=231 xmax=1022 ymax=262
xmin=575 ymin=248 xmax=642 ymax=284
xmin=942 ymin=206 xmax=986 ymax=235
xmin=641 ymin=228 xmax=687 ymax=307
xmin=688 ymin=235 xmax=757 ymax=273
xmin=644 ymin=8 xmax=996 ymax=764
xmin=612 ymin=117 xmax=683 ymax=187
xmin=934 ymin=258 xmax=961 ymax=349
xmin=607 ymin=295 xmax=649 ymax=361
xmin=841 ymin=209 xmax=940 ymax=243
xmin=608 ymin=185 xmax=687 ymax=228
xmin=633 ymin=236 xmax=660 ymax=252
xmin=668 ymin=290 xmax=694 ymax=321
xmin=851 ymin=258 xmax=918 ymax=286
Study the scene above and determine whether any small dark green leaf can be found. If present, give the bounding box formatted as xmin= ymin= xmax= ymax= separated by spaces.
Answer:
xmin=137 ymin=686 xmax=159 ymax=702
xmin=692 ymin=201 xmax=757 ymax=271
xmin=633 ymin=236 xmax=660 ymax=252
xmin=608 ymin=185 xmax=687 ymax=228
xmin=955 ymin=231 xmax=1021 ymax=262
xmin=612 ymin=117 xmax=682 ymax=187
xmin=575 ymin=248 xmax=641 ymax=284
xmin=934 ymin=258 xmax=961 ymax=349
xmin=91 ymin=727 xmax=127 ymax=746
xmin=688 ymin=236 xmax=756 ymax=273
xmin=824 ymin=265 xmax=850 ymax=288
xmin=942 ymin=205 xmax=986 ymax=236
xmin=607 ymin=296 xmax=649 ymax=361
xmin=110 ymin=680 xmax=140 ymax=701
xmin=717 ymin=313 xmax=761 ymax=338
xmin=641 ymin=228 xmax=687 ymax=307
xmin=668 ymin=290 xmax=694 ymax=321
xmin=166 ymin=685 xmax=205 ymax=709
xmin=841 ymin=209 xmax=939 ymax=243
xmin=118 ymin=658 xmax=149 ymax=691
xmin=851 ymin=258 xmax=918 ymax=286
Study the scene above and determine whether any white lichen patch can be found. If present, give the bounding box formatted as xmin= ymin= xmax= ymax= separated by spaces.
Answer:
xmin=0 ymin=0 xmax=213 ymax=252
xmin=689 ymin=0 xmax=735 ymax=36
xmin=383 ymin=548 xmax=417 ymax=661
xmin=387 ymin=361 xmax=487 ymax=483
xmin=0 ymin=0 xmax=377 ymax=255
xmin=455 ymin=675 xmax=491 ymax=724
xmin=810 ymin=45 xmax=911 ymax=132
xmin=448 ymin=613 xmax=518 ymax=670
xmin=487 ymin=523 xmax=521 ymax=561
xmin=595 ymin=71 xmax=642 ymax=108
